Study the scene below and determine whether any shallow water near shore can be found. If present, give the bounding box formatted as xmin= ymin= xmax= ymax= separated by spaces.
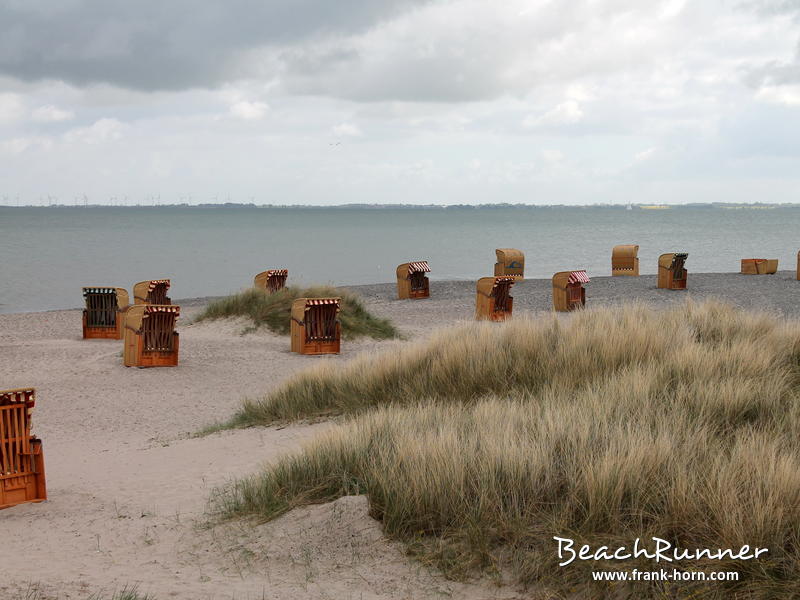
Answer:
xmin=2 ymin=204 xmax=800 ymax=313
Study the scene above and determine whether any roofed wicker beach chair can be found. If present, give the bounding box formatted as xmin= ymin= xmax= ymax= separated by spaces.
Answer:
xmin=82 ymin=286 xmax=130 ymax=339
xmin=133 ymin=279 xmax=171 ymax=305
xmin=1 ymin=388 xmax=47 ymax=510
xmin=476 ymin=276 xmax=516 ymax=321
xmin=290 ymin=298 xmax=341 ymax=355
xmin=254 ymin=269 xmax=289 ymax=293
xmin=396 ymin=261 xmax=431 ymax=299
xmin=611 ymin=245 xmax=640 ymax=276
xmin=494 ymin=248 xmax=525 ymax=278
xmin=657 ymin=253 xmax=689 ymax=290
xmin=552 ymin=270 xmax=590 ymax=312
xmin=741 ymin=259 xmax=778 ymax=275
xmin=123 ymin=305 xmax=180 ymax=367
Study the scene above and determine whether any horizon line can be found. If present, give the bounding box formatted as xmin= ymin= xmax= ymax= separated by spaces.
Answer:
xmin=0 ymin=201 xmax=796 ymax=209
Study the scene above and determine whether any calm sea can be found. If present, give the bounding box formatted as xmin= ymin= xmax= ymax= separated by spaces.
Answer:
xmin=0 ymin=205 xmax=797 ymax=313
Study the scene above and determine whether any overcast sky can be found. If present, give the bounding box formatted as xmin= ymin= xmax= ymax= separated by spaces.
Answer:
xmin=1 ymin=0 xmax=799 ymax=205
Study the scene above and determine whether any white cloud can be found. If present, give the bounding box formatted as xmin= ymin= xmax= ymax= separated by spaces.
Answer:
xmin=332 ymin=122 xmax=362 ymax=137
xmin=541 ymin=149 xmax=565 ymax=163
xmin=31 ymin=104 xmax=75 ymax=122
xmin=634 ymin=147 xmax=658 ymax=162
xmin=524 ymin=101 xmax=584 ymax=128
xmin=755 ymin=84 xmax=800 ymax=106
xmin=1 ymin=1 xmax=800 ymax=204
xmin=63 ymin=118 xmax=126 ymax=144
xmin=229 ymin=100 xmax=270 ymax=120
xmin=0 ymin=92 xmax=25 ymax=123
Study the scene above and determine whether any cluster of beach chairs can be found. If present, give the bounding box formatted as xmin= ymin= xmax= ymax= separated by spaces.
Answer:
xmin=0 ymin=245 xmax=792 ymax=512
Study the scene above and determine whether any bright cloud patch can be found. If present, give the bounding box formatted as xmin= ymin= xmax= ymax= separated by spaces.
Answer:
xmin=229 ymin=100 xmax=270 ymax=120
xmin=332 ymin=122 xmax=362 ymax=137
xmin=31 ymin=104 xmax=75 ymax=122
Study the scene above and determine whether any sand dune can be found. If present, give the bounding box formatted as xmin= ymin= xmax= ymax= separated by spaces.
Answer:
xmin=3 ymin=273 xmax=799 ymax=598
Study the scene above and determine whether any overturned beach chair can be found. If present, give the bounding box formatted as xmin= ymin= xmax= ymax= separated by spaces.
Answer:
xmin=494 ymin=248 xmax=525 ymax=278
xmin=658 ymin=253 xmax=688 ymax=290
xmin=741 ymin=259 xmax=778 ymax=275
xmin=291 ymin=298 xmax=341 ymax=355
xmin=254 ymin=269 xmax=288 ymax=293
xmin=133 ymin=279 xmax=171 ymax=305
xmin=611 ymin=245 xmax=639 ymax=276
xmin=82 ymin=287 xmax=130 ymax=339
xmin=552 ymin=270 xmax=590 ymax=312
xmin=1 ymin=388 xmax=47 ymax=510
xmin=476 ymin=276 xmax=516 ymax=321
xmin=123 ymin=305 xmax=180 ymax=367
xmin=396 ymin=261 xmax=431 ymax=299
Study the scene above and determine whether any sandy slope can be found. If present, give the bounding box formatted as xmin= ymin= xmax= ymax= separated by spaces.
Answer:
xmin=3 ymin=272 xmax=798 ymax=599
xmin=0 ymin=301 xmax=518 ymax=599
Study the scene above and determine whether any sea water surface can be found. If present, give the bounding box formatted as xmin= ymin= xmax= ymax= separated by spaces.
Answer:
xmin=1 ymin=205 xmax=797 ymax=313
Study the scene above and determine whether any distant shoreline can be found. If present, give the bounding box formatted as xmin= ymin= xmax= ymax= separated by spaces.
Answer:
xmin=4 ymin=271 xmax=800 ymax=317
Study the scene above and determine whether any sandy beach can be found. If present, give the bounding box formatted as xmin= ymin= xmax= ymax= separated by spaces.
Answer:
xmin=3 ymin=272 xmax=799 ymax=599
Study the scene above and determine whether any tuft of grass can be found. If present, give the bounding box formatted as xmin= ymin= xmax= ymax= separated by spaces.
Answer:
xmin=195 ymin=285 xmax=398 ymax=341
xmin=213 ymin=301 xmax=800 ymax=597
xmin=11 ymin=585 xmax=153 ymax=600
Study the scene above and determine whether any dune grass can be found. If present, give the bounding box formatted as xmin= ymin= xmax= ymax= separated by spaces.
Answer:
xmin=214 ymin=301 xmax=800 ymax=597
xmin=235 ymin=299 xmax=800 ymax=426
xmin=195 ymin=285 xmax=398 ymax=340
xmin=13 ymin=586 xmax=153 ymax=600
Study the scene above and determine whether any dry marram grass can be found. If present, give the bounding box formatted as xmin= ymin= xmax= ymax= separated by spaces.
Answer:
xmin=215 ymin=301 xmax=800 ymax=597
xmin=195 ymin=285 xmax=398 ymax=340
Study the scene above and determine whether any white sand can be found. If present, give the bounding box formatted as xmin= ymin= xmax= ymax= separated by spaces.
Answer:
xmin=0 ymin=304 xmax=520 ymax=599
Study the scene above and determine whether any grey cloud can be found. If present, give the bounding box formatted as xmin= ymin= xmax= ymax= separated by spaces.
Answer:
xmin=0 ymin=0 xmax=429 ymax=90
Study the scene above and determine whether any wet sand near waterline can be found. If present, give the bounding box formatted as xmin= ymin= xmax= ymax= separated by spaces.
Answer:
xmin=1 ymin=272 xmax=797 ymax=599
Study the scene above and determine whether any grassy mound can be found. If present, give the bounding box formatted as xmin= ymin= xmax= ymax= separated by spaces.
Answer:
xmin=215 ymin=302 xmax=800 ymax=597
xmin=196 ymin=285 xmax=398 ymax=340
xmin=235 ymin=299 xmax=799 ymax=426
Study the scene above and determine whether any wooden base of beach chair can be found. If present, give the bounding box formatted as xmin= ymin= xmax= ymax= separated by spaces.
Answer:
xmin=1 ymin=389 xmax=47 ymax=510
xmin=126 ymin=334 xmax=180 ymax=367
xmin=398 ymin=279 xmax=430 ymax=300
xmin=82 ymin=311 xmax=125 ymax=339
xmin=658 ymin=273 xmax=687 ymax=290
xmin=0 ymin=440 xmax=47 ymax=510
xmin=290 ymin=335 xmax=341 ymax=355
xmin=477 ymin=299 xmax=513 ymax=321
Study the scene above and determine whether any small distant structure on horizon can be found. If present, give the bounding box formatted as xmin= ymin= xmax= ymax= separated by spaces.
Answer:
xmin=658 ymin=253 xmax=689 ymax=290
xmin=396 ymin=261 xmax=431 ymax=300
